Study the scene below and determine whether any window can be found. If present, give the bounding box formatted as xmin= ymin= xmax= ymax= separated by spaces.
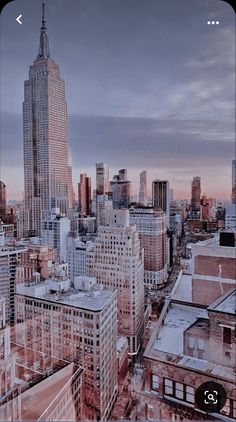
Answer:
xmin=151 ymin=374 xmax=159 ymax=391
xmin=175 ymin=382 xmax=184 ymax=399
xmin=233 ymin=400 xmax=236 ymax=419
xmin=164 ymin=379 xmax=173 ymax=395
xmin=186 ymin=386 xmax=194 ymax=404
xmin=223 ymin=327 xmax=232 ymax=344
xmin=164 ymin=379 xmax=194 ymax=404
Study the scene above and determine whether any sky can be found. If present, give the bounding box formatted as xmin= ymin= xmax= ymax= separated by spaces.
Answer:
xmin=0 ymin=0 xmax=235 ymax=200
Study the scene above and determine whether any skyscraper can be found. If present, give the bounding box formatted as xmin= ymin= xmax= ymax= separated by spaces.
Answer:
xmin=23 ymin=4 xmax=70 ymax=236
xmin=232 ymin=159 xmax=236 ymax=204
xmin=96 ymin=163 xmax=109 ymax=196
xmin=112 ymin=169 xmax=131 ymax=209
xmin=191 ymin=176 xmax=201 ymax=215
xmin=0 ymin=181 xmax=6 ymax=222
xmin=152 ymin=179 xmax=170 ymax=225
xmin=139 ymin=171 xmax=147 ymax=206
xmin=78 ymin=173 xmax=91 ymax=216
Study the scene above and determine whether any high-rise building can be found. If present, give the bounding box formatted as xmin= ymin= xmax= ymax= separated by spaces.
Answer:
xmin=78 ymin=173 xmax=91 ymax=216
xmin=139 ymin=171 xmax=147 ymax=206
xmin=112 ymin=169 xmax=131 ymax=209
xmin=0 ymin=181 xmax=6 ymax=222
xmin=41 ymin=208 xmax=70 ymax=262
xmin=90 ymin=209 xmax=145 ymax=357
xmin=66 ymin=236 xmax=94 ymax=282
xmin=130 ymin=207 xmax=168 ymax=288
xmin=23 ymin=5 xmax=70 ymax=236
xmin=152 ymin=179 xmax=170 ymax=225
xmin=96 ymin=163 xmax=109 ymax=196
xmin=191 ymin=176 xmax=201 ymax=215
xmin=0 ymin=246 xmax=27 ymax=323
xmin=96 ymin=194 xmax=113 ymax=227
xmin=232 ymin=159 xmax=236 ymax=204
xmin=15 ymin=278 xmax=118 ymax=420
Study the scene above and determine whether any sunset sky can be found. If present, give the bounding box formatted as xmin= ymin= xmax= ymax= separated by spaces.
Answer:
xmin=0 ymin=0 xmax=235 ymax=200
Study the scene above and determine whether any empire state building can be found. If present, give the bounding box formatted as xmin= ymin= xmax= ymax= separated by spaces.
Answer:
xmin=23 ymin=4 xmax=70 ymax=235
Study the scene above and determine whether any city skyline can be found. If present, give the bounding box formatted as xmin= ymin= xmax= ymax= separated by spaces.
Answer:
xmin=0 ymin=0 xmax=235 ymax=200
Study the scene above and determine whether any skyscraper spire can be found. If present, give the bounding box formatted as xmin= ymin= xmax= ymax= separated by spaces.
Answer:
xmin=37 ymin=2 xmax=50 ymax=59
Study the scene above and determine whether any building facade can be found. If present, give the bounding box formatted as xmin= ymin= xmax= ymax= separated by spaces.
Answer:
xmin=0 ymin=246 xmax=27 ymax=323
xmin=41 ymin=208 xmax=70 ymax=262
xmin=152 ymin=180 xmax=170 ymax=226
xmin=96 ymin=195 xmax=113 ymax=227
xmin=23 ymin=5 xmax=70 ymax=236
xmin=129 ymin=207 xmax=168 ymax=288
xmin=136 ymin=290 xmax=236 ymax=422
xmin=0 ymin=182 xmax=6 ymax=222
xmin=15 ymin=278 xmax=118 ymax=420
xmin=96 ymin=163 xmax=109 ymax=196
xmin=111 ymin=169 xmax=131 ymax=209
xmin=89 ymin=209 xmax=145 ymax=357
xmin=139 ymin=171 xmax=147 ymax=206
xmin=67 ymin=236 xmax=94 ymax=282
xmin=78 ymin=173 xmax=91 ymax=216
xmin=191 ymin=177 xmax=201 ymax=216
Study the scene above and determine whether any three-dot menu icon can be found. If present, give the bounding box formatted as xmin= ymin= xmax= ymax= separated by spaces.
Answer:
xmin=207 ymin=20 xmax=220 ymax=25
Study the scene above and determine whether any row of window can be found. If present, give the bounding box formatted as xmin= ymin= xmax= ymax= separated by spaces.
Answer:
xmin=152 ymin=375 xmax=236 ymax=418
xmin=152 ymin=375 xmax=194 ymax=404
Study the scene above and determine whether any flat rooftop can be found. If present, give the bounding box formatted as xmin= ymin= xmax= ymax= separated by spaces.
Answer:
xmin=16 ymin=282 xmax=115 ymax=312
xmin=171 ymin=272 xmax=192 ymax=302
xmin=153 ymin=304 xmax=202 ymax=356
xmin=208 ymin=289 xmax=236 ymax=315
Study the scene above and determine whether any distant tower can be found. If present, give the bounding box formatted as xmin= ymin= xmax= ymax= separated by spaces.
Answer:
xmin=139 ymin=171 xmax=147 ymax=205
xmin=0 ymin=181 xmax=6 ymax=221
xmin=232 ymin=159 xmax=236 ymax=204
xmin=78 ymin=173 xmax=91 ymax=216
xmin=152 ymin=179 xmax=170 ymax=225
xmin=191 ymin=176 xmax=201 ymax=215
xmin=23 ymin=4 xmax=70 ymax=235
xmin=111 ymin=169 xmax=131 ymax=209
xmin=96 ymin=163 xmax=109 ymax=196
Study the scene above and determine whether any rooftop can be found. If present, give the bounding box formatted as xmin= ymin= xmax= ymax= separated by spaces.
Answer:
xmin=16 ymin=282 xmax=115 ymax=312
xmin=208 ymin=289 xmax=236 ymax=315
xmin=171 ymin=271 xmax=192 ymax=302
xmin=153 ymin=304 xmax=202 ymax=356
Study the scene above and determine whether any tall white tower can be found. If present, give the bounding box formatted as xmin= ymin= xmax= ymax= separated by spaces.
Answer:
xmin=23 ymin=4 xmax=70 ymax=235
